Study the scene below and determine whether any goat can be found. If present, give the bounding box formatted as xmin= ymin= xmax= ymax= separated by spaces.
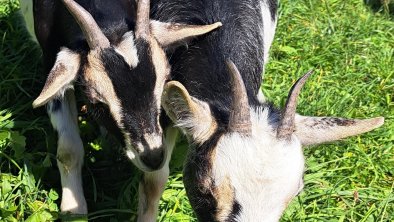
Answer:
xmin=162 ymin=61 xmax=384 ymax=221
xmin=32 ymin=0 xmax=221 ymax=220
xmin=152 ymin=0 xmax=384 ymax=220
xmin=149 ymin=2 xmax=278 ymax=220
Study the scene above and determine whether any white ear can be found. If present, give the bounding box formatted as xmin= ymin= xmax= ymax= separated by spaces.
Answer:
xmin=150 ymin=21 xmax=222 ymax=48
xmin=294 ymin=114 xmax=384 ymax=146
xmin=33 ymin=48 xmax=81 ymax=108
xmin=162 ymin=81 xmax=217 ymax=143
xmin=114 ymin=31 xmax=139 ymax=68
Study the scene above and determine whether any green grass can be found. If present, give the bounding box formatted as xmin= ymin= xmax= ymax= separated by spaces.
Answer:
xmin=0 ymin=0 xmax=393 ymax=221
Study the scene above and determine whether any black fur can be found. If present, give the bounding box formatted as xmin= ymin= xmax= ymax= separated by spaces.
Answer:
xmin=100 ymin=40 xmax=160 ymax=144
xmin=152 ymin=0 xmax=278 ymax=220
xmin=34 ymin=0 xmax=165 ymax=169
xmin=183 ymin=130 xmax=225 ymax=222
xmin=152 ymin=0 xmax=277 ymax=108
xmin=33 ymin=0 xmax=135 ymax=73
xmin=48 ymin=99 xmax=62 ymax=113
xmin=226 ymin=201 xmax=242 ymax=222
xmin=152 ymin=0 xmax=280 ymax=132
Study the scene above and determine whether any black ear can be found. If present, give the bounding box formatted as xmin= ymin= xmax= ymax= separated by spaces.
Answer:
xmin=150 ymin=21 xmax=222 ymax=48
xmin=294 ymin=114 xmax=384 ymax=145
xmin=33 ymin=48 xmax=80 ymax=108
xmin=162 ymin=81 xmax=217 ymax=144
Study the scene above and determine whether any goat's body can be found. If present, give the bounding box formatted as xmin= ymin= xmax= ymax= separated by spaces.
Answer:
xmin=154 ymin=0 xmax=280 ymax=220
xmin=159 ymin=1 xmax=383 ymax=221
xmin=33 ymin=0 xmax=138 ymax=215
xmin=153 ymin=0 xmax=277 ymax=107
xmin=34 ymin=1 xmax=223 ymax=220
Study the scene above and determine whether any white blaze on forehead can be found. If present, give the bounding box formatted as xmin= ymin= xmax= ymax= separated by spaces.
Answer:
xmin=115 ymin=31 xmax=139 ymax=68
xmin=86 ymin=50 xmax=124 ymax=127
xmin=212 ymin=108 xmax=305 ymax=220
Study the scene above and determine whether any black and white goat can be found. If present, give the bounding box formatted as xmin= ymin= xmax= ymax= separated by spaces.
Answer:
xmin=32 ymin=0 xmax=220 ymax=220
xmin=154 ymin=0 xmax=384 ymax=221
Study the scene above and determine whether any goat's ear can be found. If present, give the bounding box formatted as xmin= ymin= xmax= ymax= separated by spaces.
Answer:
xmin=33 ymin=48 xmax=81 ymax=108
xmin=150 ymin=21 xmax=222 ymax=48
xmin=294 ymin=114 xmax=384 ymax=146
xmin=162 ymin=81 xmax=217 ymax=143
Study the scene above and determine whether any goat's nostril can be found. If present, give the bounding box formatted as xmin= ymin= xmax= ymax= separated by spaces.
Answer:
xmin=140 ymin=148 xmax=165 ymax=170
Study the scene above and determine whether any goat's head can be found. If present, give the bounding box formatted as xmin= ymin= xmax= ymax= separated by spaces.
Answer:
xmin=32 ymin=0 xmax=221 ymax=172
xmin=162 ymin=61 xmax=384 ymax=221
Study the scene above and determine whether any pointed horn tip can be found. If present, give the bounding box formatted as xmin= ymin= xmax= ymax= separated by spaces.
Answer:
xmin=298 ymin=69 xmax=314 ymax=83
xmin=214 ymin=22 xmax=223 ymax=27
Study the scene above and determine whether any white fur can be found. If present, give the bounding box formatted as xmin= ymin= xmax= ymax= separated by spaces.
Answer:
xmin=175 ymin=99 xmax=217 ymax=144
xmin=144 ymin=133 xmax=163 ymax=149
xmin=257 ymin=90 xmax=266 ymax=103
xmin=49 ymin=91 xmax=87 ymax=214
xmin=212 ymin=108 xmax=304 ymax=221
xmin=260 ymin=0 xmax=277 ymax=64
xmin=115 ymin=31 xmax=139 ymax=68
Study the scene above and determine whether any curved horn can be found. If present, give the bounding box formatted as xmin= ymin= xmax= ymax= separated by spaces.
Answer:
xmin=277 ymin=70 xmax=314 ymax=140
xmin=62 ymin=0 xmax=110 ymax=49
xmin=135 ymin=0 xmax=150 ymax=39
xmin=226 ymin=60 xmax=252 ymax=135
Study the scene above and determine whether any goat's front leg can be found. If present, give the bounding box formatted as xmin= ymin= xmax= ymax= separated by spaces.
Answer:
xmin=48 ymin=90 xmax=87 ymax=214
xmin=137 ymin=126 xmax=178 ymax=222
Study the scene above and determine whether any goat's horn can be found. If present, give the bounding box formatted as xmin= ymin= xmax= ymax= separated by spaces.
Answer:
xmin=62 ymin=0 xmax=110 ymax=49
xmin=135 ymin=0 xmax=150 ymax=39
xmin=277 ymin=70 xmax=314 ymax=140
xmin=226 ymin=60 xmax=252 ymax=135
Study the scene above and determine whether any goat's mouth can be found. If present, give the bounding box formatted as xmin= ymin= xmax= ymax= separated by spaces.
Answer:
xmin=125 ymin=143 xmax=167 ymax=172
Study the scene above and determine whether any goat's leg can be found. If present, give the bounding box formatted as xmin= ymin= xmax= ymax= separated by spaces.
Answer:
xmin=137 ymin=126 xmax=178 ymax=222
xmin=48 ymin=90 xmax=87 ymax=214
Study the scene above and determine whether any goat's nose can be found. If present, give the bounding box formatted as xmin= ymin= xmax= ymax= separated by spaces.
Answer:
xmin=140 ymin=147 xmax=165 ymax=170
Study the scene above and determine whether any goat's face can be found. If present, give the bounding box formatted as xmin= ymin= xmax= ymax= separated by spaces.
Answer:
xmin=162 ymin=61 xmax=384 ymax=221
xmin=32 ymin=0 xmax=221 ymax=172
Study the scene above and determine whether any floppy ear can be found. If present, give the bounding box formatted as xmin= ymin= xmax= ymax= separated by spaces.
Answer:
xmin=162 ymin=81 xmax=217 ymax=143
xmin=33 ymin=48 xmax=81 ymax=108
xmin=294 ymin=114 xmax=384 ymax=146
xmin=150 ymin=21 xmax=222 ymax=48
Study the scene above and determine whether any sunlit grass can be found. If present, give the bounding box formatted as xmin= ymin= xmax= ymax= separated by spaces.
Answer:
xmin=0 ymin=0 xmax=392 ymax=221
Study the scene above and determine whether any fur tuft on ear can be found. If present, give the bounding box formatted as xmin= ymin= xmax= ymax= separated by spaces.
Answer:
xmin=294 ymin=115 xmax=384 ymax=146
xmin=33 ymin=48 xmax=81 ymax=108
xmin=150 ymin=21 xmax=222 ymax=48
xmin=162 ymin=81 xmax=217 ymax=144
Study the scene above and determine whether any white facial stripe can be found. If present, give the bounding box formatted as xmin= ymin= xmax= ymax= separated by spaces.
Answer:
xmin=115 ymin=31 xmax=139 ymax=68
xmin=144 ymin=133 xmax=163 ymax=149
xmin=149 ymin=37 xmax=171 ymax=110
xmin=86 ymin=50 xmax=124 ymax=127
